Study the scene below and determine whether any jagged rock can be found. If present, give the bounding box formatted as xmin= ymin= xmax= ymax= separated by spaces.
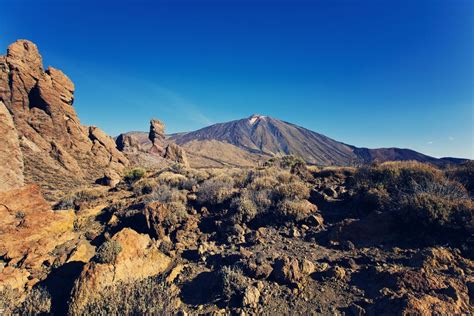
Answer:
xmin=0 ymin=40 xmax=128 ymax=199
xmin=0 ymin=101 xmax=24 ymax=191
xmin=149 ymin=118 xmax=166 ymax=154
xmin=116 ymin=133 xmax=142 ymax=152
xmin=164 ymin=142 xmax=189 ymax=167
xmin=68 ymin=228 xmax=172 ymax=315
xmin=272 ymin=256 xmax=303 ymax=285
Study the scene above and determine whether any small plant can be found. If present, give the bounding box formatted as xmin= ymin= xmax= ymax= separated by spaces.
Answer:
xmin=15 ymin=211 xmax=26 ymax=219
xmin=16 ymin=287 xmax=51 ymax=315
xmin=95 ymin=240 xmax=122 ymax=264
xmin=196 ymin=176 xmax=235 ymax=206
xmin=124 ymin=168 xmax=146 ymax=184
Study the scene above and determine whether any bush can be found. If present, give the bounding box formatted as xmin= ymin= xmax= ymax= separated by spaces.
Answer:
xmin=274 ymin=182 xmax=310 ymax=200
xmin=197 ymin=176 xmax=235 ymax=206
xmin=17 ymin=287 xmax=51 ymax=315
xmin=217 ymin=265 xmax=249 ymax=302
xmin=76 ymin=276 xmax=178 ymax=315
xmin=132 ymin=179 xmax=157 ymax=196
xmin=399 ymin=193 xmax=473 ymax=232
xmin=349 ymin=161 xmax=473 ymax=235
xmin=276 ymin=199 xmax=317 ymax=222
xmin=95 ymin=240 xmax=122 ymax=264
xmin=145 ymin=185 xmax=187 ymax=205
xmin=446 ymin=161 xmax=474 ymax=195
xmin=124 ymin=168 xmax=146 ymax=184
xmin=54 ymin=188 xmax=104 ymax=210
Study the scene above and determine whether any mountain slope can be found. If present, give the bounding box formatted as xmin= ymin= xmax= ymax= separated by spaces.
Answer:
xmin=170 ymin=114 xmax=461 ymax=166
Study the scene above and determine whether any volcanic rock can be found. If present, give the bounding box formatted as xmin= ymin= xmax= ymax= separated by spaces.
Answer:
xmin=0 ymin=39 xmax=128 ymax=199
xmin=68 ymin=228 xmax=172 ymax=315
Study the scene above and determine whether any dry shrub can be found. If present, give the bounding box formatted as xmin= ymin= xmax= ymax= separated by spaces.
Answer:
xmin=196 ymin=175 xmax=235 ymax=206
xmin=446 ymin=161 xmax=474 ymax=195
xmin=146 ymin=185 xmax=188 ymax=205
xmin=157 ymin=171 xmax=188 ymax=188
xmin=276 ymin=199 xmax=317 ymax=222
xmin=217 ymin=265 xmax=249 ymax=302
xmin=54 ymin=188 xmax=104 ymax=210
xmin=274 ymin=181 xmax=310 ymax=200
xmin=17 ymin=287 xmax=52 ymax=315
xmin=132 ymin=178 xmax=157 ymax=196
xmin=78 ymin=276 xmax=178 ymax=315
xmin=350 ymin=161 xmax=473 ymax=234
xmin=124 ymin=167 xmax=146 ymax=184
xmin=95 ymin=240 xmax=122 ymax=264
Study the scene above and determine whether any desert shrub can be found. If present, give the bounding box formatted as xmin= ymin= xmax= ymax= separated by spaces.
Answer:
xmin=17 ymin=287 xmax=51 ymax=315
xmin=162 ymin=201 xmax=188 ymax=226
xmin=399 ymin=194 xmax=473 ymax=232
xmin=124 ymin=168 xmax=146 ymax=184
xmin=446 ymin=161 xmax=474 ymax=195
xmin=54 ymin=188 xmax=104 ymax=210
xmin=248 ymin=175 xmax=279 ymax=191
xmin=349 ymin=161 xmax=473 ymax=235
xmin=132 ymin=178 xmax=157 ymax=196
xmin=0 ymin=286 xmax=20 ymax=314
xmin=95 ymin=240 xmax=122 ymax=264
xmin=274 ymin=181 xmax=310 ymax=200
xmin=316 ymin=166 xmax=355 ymax=179
xmin=196 ymin=175 xmax=235 ymax=206
xmin=144 ymin=184 xmax=188 ymax=205
xmin=217 ymin=265 xmax=249 ymax=302
xmin=77 ymin=276 xmax=178 ymax=315
xmin=157 ymin=171 xmax=188 ymax=188
xmin=276 ymin=199 xmax=317 ymax=222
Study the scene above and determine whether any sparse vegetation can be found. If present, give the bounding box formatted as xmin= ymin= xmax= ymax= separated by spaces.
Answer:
xmin=124 ymin=167 xmax=146 ymax=184
xmin=95 ymin=240 xmax=122 ymax=264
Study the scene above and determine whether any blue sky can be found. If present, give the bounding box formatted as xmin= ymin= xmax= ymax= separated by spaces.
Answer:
xmin=1 ymin=0 xmax=472 ymax=158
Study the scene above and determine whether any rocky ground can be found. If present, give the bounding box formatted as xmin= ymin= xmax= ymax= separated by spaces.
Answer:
xmin=1 ymin=159 xmax=472 ymax=315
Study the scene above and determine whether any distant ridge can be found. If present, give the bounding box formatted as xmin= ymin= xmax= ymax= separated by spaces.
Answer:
xmin=166 ymin=114 xmax=467 ymax=167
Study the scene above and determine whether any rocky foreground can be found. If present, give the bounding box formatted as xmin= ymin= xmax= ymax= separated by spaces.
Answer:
xmin=0 ymin=158 xmax=473 ymax=315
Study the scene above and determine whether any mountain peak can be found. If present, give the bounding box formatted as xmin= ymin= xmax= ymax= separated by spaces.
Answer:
xmin=248 ymin=114 xmax=267 ymax=125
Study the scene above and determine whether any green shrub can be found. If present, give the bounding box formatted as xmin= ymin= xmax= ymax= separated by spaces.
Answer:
xmin=217 ymin=265 xmax=249 ymax=302
xmin=95 ymin=240 xmax=122 ymax=264
xmin=124 ymin=168 xmax=146 ymax=183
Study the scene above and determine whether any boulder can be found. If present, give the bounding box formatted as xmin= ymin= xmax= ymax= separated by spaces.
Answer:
xmin=164 ymin=143 xmax=189 ymax=167
xmin=69 ymin=228 xmax=172 ymax=315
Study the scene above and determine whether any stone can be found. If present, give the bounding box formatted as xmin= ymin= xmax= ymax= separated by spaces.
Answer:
xmin=0 ymin=185 xmax=76 ymax=292
xmin=69 ymin=228 xmax=172 ymax=315
xmin=149 ymin=118 xmax=166 ymax=154
xmin=0 ymin=101 xmax=24 ymax=191
xmin=242 ymin=286 xmax=260 ymax=307
xmin=272 ymin=256 xmax=302 ymax=285
xmin=0 ymin=40 xmax=128 ymax=200
xmin=164 ymin=143 xmax=189 ymax=166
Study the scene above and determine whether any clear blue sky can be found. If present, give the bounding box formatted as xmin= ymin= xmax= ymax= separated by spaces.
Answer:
xmin=1 ymin=0 xmax=472 ymax=158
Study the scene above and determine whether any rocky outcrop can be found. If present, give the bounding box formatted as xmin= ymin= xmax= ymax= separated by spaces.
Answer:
xmin=0 ymin=185 xmax=77 ymax=292
xmin=68 ymin=228 xmax=172 ymax=315
xmin=164 ymin=142 xmax=189 ymax=166
xmin=0 ymin=101 xmax=24 ymax=191
xmin=0 ymin=40 xmax=128 ymax=199
xmin=149 ymin=118 xmax=166 ymax=155
xmin=115 ymin=119 xmax=190 ymax=167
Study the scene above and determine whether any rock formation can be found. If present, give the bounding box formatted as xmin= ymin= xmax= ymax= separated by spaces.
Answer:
xmin=68 ymin=228 xmax=171 ymax=315
xmin=115 ymin=119 xmax=189 ymax=167
xmin=0 ymin=40 xmax=128 ymax=199
xmin=0 ymin=101 xmax=24 ymax=191
xmin=149 ymin=118 xmax=166 ymax=155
